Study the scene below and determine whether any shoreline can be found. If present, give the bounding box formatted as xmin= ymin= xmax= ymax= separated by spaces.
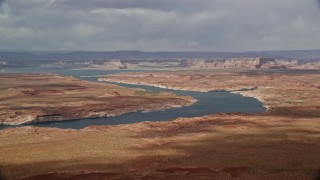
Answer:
xmin=1 ymin=112 xmax=319 ymax=180
xmin=0 ymin=74 xmax=196 ymax=126
xmin=100 ymin=70 xmax=320 ymax=114
xmin=99 ymin=77 xmax=213 ymax=92
xmin=1 ymin=71 xmax=319 ymax=179
xmin=0 ymin=99 xmax=196 ymax=126
xmin=99 ymin=77 xmax=270 ymax=111
xmin=231 ymin=90 xmax=270 ymax=111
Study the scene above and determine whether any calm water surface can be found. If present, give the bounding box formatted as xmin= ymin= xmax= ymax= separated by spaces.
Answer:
xmin=0 ymin=66 xmax=265 ymax=129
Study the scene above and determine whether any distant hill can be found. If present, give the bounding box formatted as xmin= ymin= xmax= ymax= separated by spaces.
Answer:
xmin=0 ymin=49 xmax=320 ymax=62
xmin=258 ymin=49 xmax=320 ymax=59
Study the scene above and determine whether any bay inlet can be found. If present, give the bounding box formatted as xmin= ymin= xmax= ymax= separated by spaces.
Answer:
xmin=0 ymin=67 xmax=266 ymax=129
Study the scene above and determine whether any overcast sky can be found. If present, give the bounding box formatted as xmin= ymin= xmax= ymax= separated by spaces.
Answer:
xmin=0 ymin=0 xmax=320 ymax=51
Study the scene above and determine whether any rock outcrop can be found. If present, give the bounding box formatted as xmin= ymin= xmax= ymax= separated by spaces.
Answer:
xmin=89 ymin=59 xmax=127 ymax=69
xmin=178 ymin=58 xmax=276 ymax=69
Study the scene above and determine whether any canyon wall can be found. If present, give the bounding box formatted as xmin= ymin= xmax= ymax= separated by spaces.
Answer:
xmin=81 ymin=58 xmax=320 ymax=70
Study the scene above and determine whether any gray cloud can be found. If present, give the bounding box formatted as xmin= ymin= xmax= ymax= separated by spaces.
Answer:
xmin=59 ymin=0 xmax=214 ymax=13
xmin=0 ymin=0 xmax=4 ymax=7
xmin=0 ymin=0 xmax=319 ymax=51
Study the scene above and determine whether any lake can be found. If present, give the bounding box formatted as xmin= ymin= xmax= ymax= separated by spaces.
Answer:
xmin=0 ymin=66 xmax=266 ymax=129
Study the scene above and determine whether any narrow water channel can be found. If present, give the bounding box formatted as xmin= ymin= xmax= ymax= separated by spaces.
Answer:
xmin=0 ymin=67 xmax=266 ymax=129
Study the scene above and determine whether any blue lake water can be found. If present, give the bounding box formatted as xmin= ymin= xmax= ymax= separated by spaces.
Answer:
xmin=0 ymin=66 xmax=266 ymax=129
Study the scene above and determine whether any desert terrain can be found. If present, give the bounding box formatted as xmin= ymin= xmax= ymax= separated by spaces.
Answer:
xmin=101 ymin=70 xmax=320 ymax=114
xmin=0 ymin=74 xmax=194 ymax=125
xmin=0 ymin=70 xmax=319 ymax=179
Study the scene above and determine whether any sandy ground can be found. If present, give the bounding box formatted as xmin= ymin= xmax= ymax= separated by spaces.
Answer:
xmin=102 ymin=70 xmax=320 ymax=113
xmin=0 ymin=70 xmax=319 ymax=179
xmin=0 ymin=113 xmax=319 ymax=179
xmin=0 ymin=74 xmax=194 ymax=125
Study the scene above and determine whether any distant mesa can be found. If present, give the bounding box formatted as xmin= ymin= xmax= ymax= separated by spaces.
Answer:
xmin=0 ymin=50 xmax=320 ymax=70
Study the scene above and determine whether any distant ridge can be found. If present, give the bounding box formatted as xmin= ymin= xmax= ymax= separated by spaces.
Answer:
xmin=0 ymin=49 xmax=320 ymax=61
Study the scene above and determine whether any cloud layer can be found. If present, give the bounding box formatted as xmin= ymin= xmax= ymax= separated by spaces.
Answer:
xmin=0 ymin=0 xmax=320 ymax=51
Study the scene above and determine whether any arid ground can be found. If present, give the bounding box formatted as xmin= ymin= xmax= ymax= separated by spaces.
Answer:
xmin=0 ymin=70 xmax=319 ymax=180
xmin=0 ymin=74 xmax=194 ymax=125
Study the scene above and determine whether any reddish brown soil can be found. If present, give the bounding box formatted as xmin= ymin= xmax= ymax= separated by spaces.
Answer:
xmin=0 ymin=74 xmax=194 ymax=125
xmin=0 ymin=71 xmax=319 ymax=180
